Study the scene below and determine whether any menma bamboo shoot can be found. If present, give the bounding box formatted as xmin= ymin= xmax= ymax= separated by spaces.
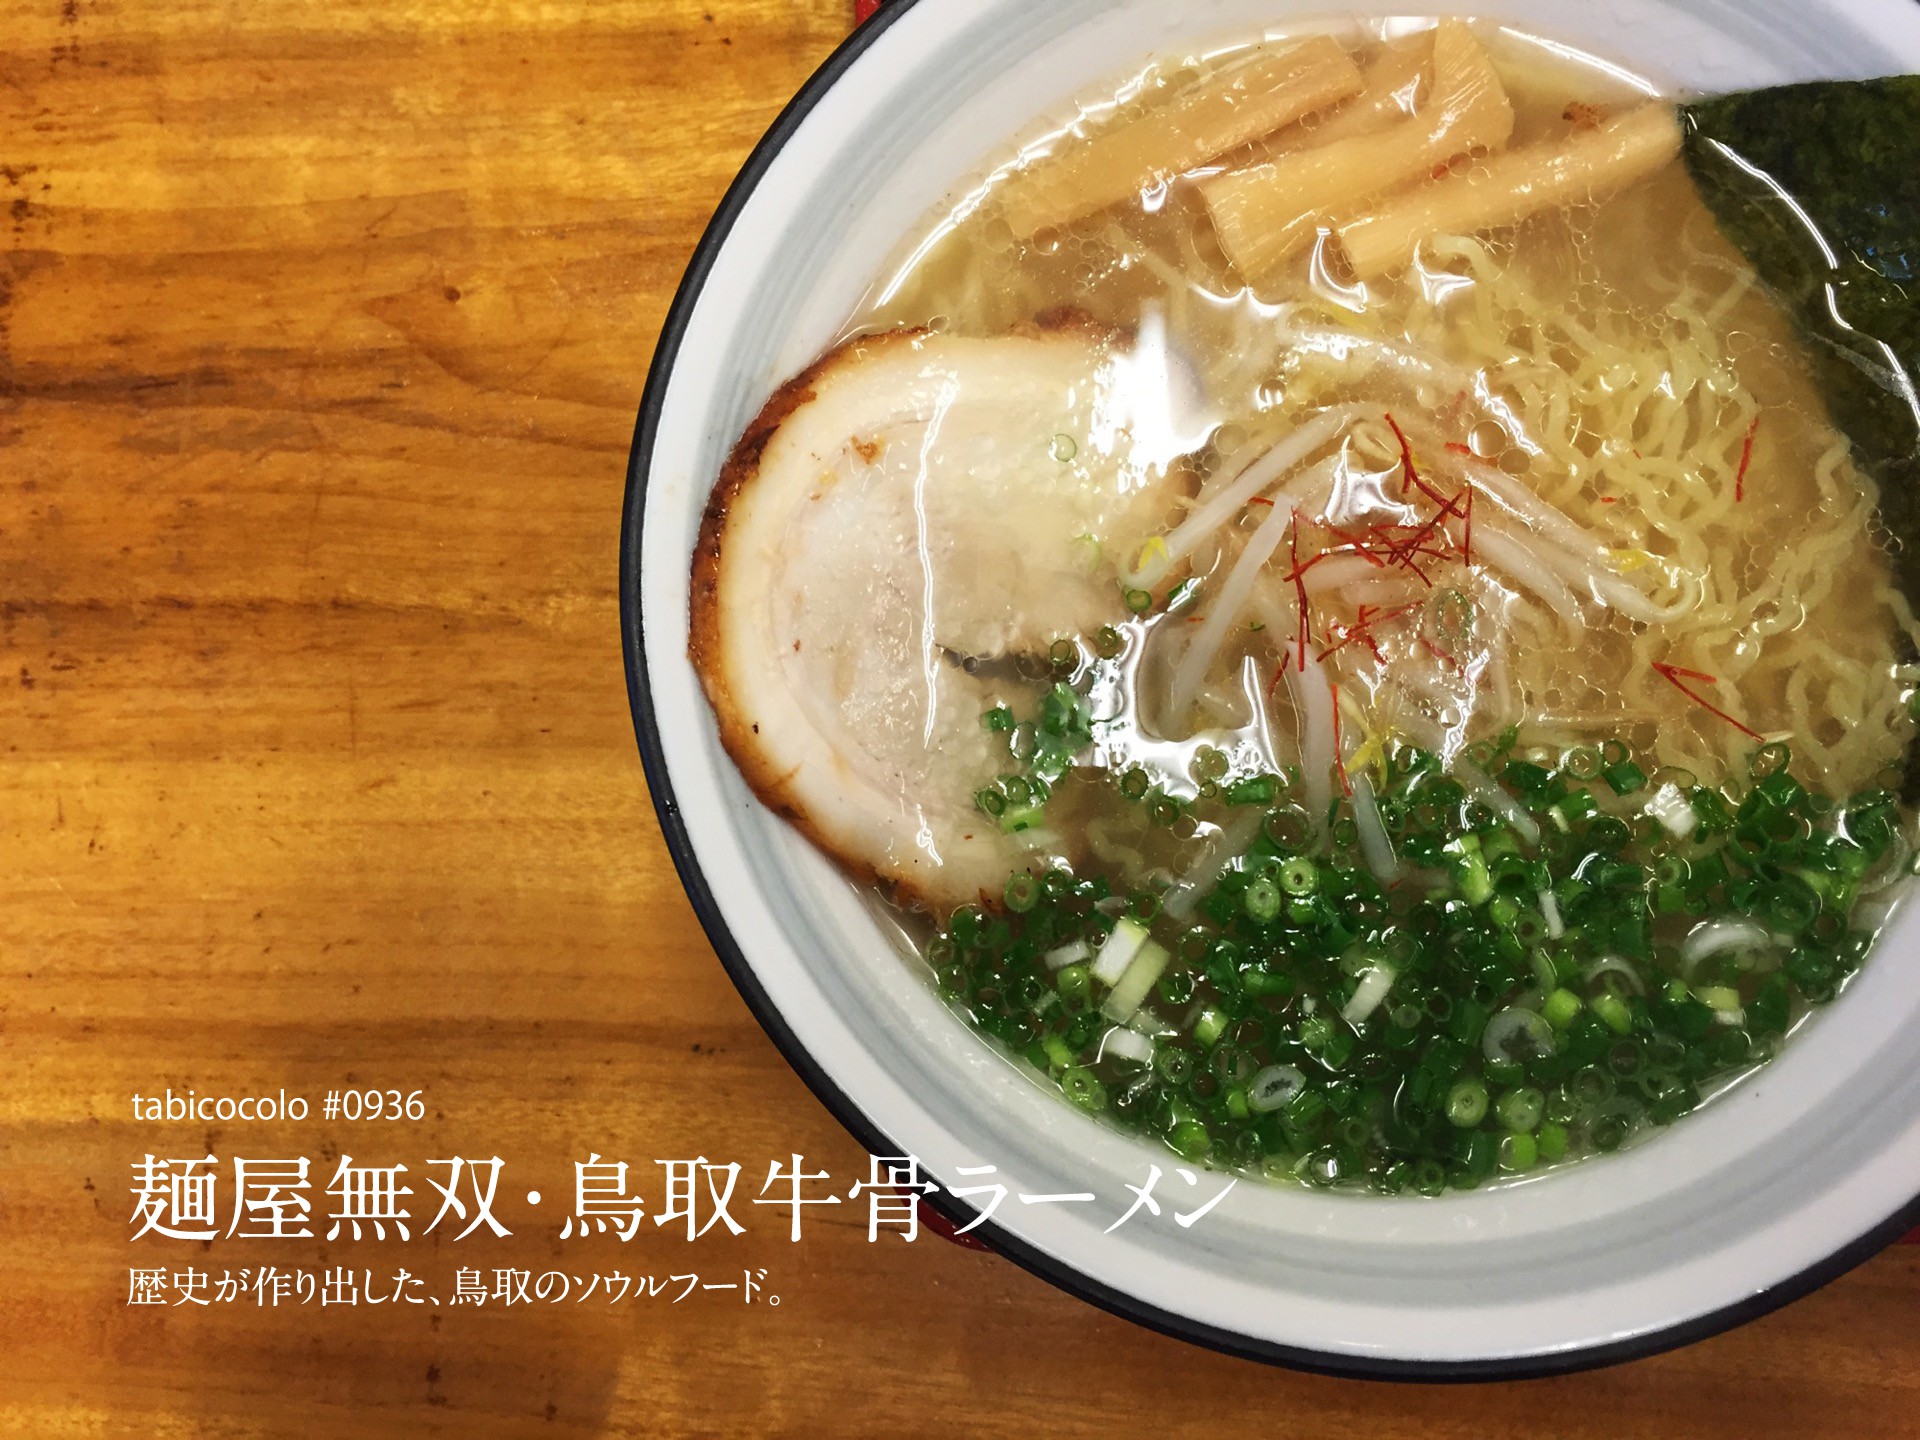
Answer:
xmin=1300 ymin=31 xmax=1434 ymax=148
xmin=1333 ymin=103 xmax=1684 ymax=279
xmin=1001 ymin=36 xmax=1363 ymax=240
xmin=1200 ymin=21 xmax=1513 ymax=282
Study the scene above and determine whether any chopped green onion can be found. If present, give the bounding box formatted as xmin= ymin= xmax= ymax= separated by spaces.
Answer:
xmin=1278 ymin=857 xmax=1319 ymax=896
xmin=1603 ymin=760 xmax=1648 ymax=795
xmin=1090 ymin=918 xmax=1150 ymax=985
xmin=1102 ymin=940 xmax=1171 ymax=1021
xmin=1446 ymin=1077 xmax=1490 ymax=1128
xmin=1193 ymin=1008 xmax=1230 ymax=1047
xmin=1244 ymin=878 xmax=1282 ymax=924
xmin=1498 ymin=1131 xmax=1538 ymax=1171
xmin=1592 ymin=991 xmax=1635 ymax=1036
xmin=1223 ymin=774 xmax=1278 ymax=806
xmin=999 ymin=804 xmax=1045 ymax=833
xmin=1061 ymin=1067 xmax=1105 ymax=1110
xmin=1537 ymin=1122 xmax=1570 ymax=1163
xmin=1167 ymin=1119 xmax=1211 ymax=1162
xmin=1694 ymin=983 xmax=1742 ymax=1014
xmin=1565 ymin=746 xmax=1603 ymax=781
xmin=929 ymin=725 xmax=1900 ymax=1193
xmin=1008 ymin=722 xmax=1038 ymax=762
xmin=1265 ymin=806 xmax=1312 ymax=848
xmin=1541 ymin=987 xmax=1583 ymax=1030
xmin=1495 ymin=1086 xmax=1545 ymax=1132
xmin=1155 ymin=1048 xmax=1194 ymax=1085
xmin=1444 ymin=834 xmax=1494 ymax=906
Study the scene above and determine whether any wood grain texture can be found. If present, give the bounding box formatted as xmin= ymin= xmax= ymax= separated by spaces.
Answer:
xmin=1 ymin=2 xmax=1916 ymax=1434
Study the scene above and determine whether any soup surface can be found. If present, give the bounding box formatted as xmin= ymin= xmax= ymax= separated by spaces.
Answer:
xmin=689 ymin=19 xmax=1920 ymax=1192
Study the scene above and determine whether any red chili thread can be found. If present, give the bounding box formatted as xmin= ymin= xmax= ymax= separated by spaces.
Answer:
xmin=1400 ymin=468 xmax=1467 ymax=527
xmin=1280 ymin=554 xmax=1326 ymax=586
xmin=1392 ymin=506 xmax=1452 ymax=568
xmin=1385 ymin=413 xmax=1418 ymax=499
xmin=1331 ymin=683 xmax=1353 ymax=797
xmin=1391 ymin=433 xmax=1468 ymax=522
xmin=1376 ymin=508 xmax=1452 ymax=579
xmin=1734 ymin=416 xmax=1760 ymax=502
xmin=1652 ymin=661 xmax=1763 ymax=741
xmin=1316 ymin=619 xmax=1366 ymax=664
xmin=1419 ymin=635 xmax=1462 ymax=672
xmin=1318 ymin=517 xmax=1389 ymax=568
xmin=1318 ymin=601 xmax=1420 ymax=663
xmin=1289 ymin=509 xmax=1310 ymax=673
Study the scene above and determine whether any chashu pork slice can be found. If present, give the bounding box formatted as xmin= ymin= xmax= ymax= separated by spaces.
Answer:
xmin=689 ymin=326 xmax=1190 ymax=913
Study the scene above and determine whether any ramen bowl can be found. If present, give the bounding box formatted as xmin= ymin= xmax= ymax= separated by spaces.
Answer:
xmin=621 ymin=0 xmax=1920 ymax=1376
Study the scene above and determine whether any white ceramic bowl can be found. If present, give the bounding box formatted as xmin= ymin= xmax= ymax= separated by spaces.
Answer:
xmin=622 ymin=0 xmax=1920 ymax=1375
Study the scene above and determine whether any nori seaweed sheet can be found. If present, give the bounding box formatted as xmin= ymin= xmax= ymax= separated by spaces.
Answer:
xmin=1681 ymin=78 xmax=1920 ymax=791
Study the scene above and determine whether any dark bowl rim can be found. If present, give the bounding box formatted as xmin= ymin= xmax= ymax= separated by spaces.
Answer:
xmin=617 ymin=0 xmax=1920 ymax=1381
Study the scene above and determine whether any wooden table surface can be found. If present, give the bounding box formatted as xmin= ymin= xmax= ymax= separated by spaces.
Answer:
xmin=4 ymin=1 xmax=1918 ymax=1434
